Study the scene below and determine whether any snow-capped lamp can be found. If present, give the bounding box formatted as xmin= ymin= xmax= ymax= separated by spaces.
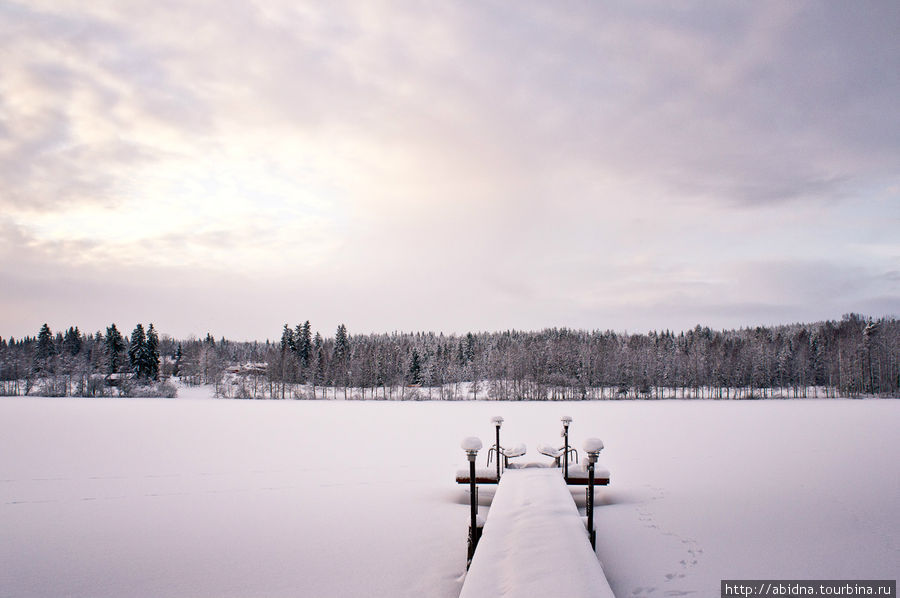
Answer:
xmin=584 ymin=437 xmax=604 ymax=463
xmin=461 ymin=436 xmax=483 ymax=461
xmin=583 ymin=437 xmax=604 ymax=550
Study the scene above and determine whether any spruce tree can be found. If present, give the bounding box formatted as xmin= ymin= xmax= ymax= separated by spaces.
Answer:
xmin=146 ymin=324 xmax=160 ymax=380
xmin=33 ymin=323 xmax=56 ymax=374
xmin=333 ymin=324 xmax=350 ymax=363
xmin=105 ymin=324 xmax=126 ymax=374
xmin=129 ymin=324 xmax=148 ymax=378
xmin=315 ymin=345 xmax=327 ymax=387
xmin=280 ymin=324 xmax=295 ymax=353
xmin=296 ymin=320 xmax=312 ymax=367
xmin=174 ymin=344 xmax=183 ymax=376
xmin=332 ymin=324 xmax=351 ymax=394
xmin=63 ymin=326 xmax=82 ymax=356
xmin=313 ymin=332 xmax=323 ymax=354
xmin=464 ymin=332 xmax=476 ymax=364
xmin=36 ymin=323 xmax=55 ymax=360
xmin=313 ymin=332 xmax=326 ymax=386
xmin=407 ymin=348 xmax=422 ymax=385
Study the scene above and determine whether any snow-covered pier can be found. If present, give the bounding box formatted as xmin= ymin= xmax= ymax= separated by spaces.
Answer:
xmin=457 ymin=417 xmax=614 ymax=597
xmin=459 ymin=467 xmax=615 ymax=598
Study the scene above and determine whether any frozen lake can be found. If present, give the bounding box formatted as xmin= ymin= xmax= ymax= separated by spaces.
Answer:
xmin=1 ymin=394 xmax=897 ymax=597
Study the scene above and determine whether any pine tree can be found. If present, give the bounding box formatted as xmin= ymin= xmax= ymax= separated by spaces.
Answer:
xmin=465 ymin=332 xmax=476 ymax=364
xmin=105 ymin=324 xmax=126 ymax=374
xmin=315 ymin=345 xmax=326 ymax=388
xmin=33 ymin=323 xmax=56 ymax=374
xmin=297 ymin=320 xmax=312 ymax=367
xmin=36 ymin=323 xmax=55 ymax=360
xmin=333 ymin=324 xmax=350 ymax=363
xmin=173 ymin=344 xmax=183 ymax=377
xmin=333 ymin=324 xmax=351 ymax=394
xmin=313 ymin=332 xmax=322 ymax=353
xmin=280 ymin=324 xmax=294 ymax=353
xmin=63 ymin=326 xmax=82 ymax=356
xmin=146 ymin=324 xmax=160 ymax=380
xmin=806 ymin=331 xmax=821 ymax=388
xmin=407 ymin=348 xmax=422 ymax=385
xmin=312 ymin=332 xmax=325 ymax=389
xmin=129 ymin=324 xmax=148 ymax=378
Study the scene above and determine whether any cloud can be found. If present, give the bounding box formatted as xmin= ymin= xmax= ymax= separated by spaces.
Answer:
xmin=5 ymin=1 xmax=898 ymax=212
xmin=1 ymin=0 xmax=898 ymax=338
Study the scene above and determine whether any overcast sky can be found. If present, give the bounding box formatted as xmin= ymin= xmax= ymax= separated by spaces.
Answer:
xmin=1 ymin=1 xmax=898 ymax=341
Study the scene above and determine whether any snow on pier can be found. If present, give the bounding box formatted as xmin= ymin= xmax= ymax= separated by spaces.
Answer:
xmin=459 ymin=468 xmax=615 ymax=598
xmin=562 ymin=462 xmax=611 ymax=486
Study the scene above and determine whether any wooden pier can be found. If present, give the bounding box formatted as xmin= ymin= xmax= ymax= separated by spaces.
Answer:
xmin=459 ymin=468 xmax=615 ymax=598
xmin=457 ymin=417 xmax=614 ymax=597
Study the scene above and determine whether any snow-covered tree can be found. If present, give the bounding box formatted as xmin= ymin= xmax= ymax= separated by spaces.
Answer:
xmin=36 ymin=323 xmax=55 ymax=360
xmin=333 ymin=324 xmax=350 ymax=363
xmin=280 ymin=324 xmax=294 ymax=353
xmin=406 ymin=348 xmax=422 ymax=385
xmin=105 ymin=324 xmax=126 ymax=374
xmin=63 ymin=326 xmax=82 ymax=356
xmin=296 ymin=320 xmax=312 ymax=367
xmin=146 ymin=324 xmax=160 ymax=380
xmin=129 ymin=324 xmax=149 ymax=379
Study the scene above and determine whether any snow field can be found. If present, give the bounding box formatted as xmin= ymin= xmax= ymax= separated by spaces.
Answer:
xmin=1 ymin=394 xmax=897 ymax=597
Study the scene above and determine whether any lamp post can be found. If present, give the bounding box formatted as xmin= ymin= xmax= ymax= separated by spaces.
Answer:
xmin=491 ymin=416 xmax=504 ymax=480
xmin=561 ymin=415 xmax=572 ymax=479
xmin=461 ymin=436 xmax=483 ymax=567
xmin=584 ymin=437 xmax=604 ymax=550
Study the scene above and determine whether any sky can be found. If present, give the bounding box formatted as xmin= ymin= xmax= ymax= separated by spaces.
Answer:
xmin=1 ymin=1 xmax=898 ymax=341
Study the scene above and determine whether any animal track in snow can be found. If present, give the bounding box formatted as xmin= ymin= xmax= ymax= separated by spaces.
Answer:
xmin=633 ymin=484 xmax=704 ymax=590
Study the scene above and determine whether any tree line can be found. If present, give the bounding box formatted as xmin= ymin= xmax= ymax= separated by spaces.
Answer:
xmin=1 ymin=322 xmax=167 ymax=396
xmin=1 ymin=314 xmax=897 ymax=399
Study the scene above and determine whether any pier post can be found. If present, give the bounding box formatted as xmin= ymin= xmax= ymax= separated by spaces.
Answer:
xmin=561 ymin=416 xmax=572 ymax=479
xmin=491 ymin=416 xmax=503 ymax=480
xmin=462 ymin=437 xmax=483 ymax=568
xmin=584 ymin=438 xmax=604 ymax=550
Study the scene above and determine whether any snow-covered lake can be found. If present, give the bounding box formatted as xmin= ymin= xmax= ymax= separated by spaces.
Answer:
xmin=2 ymin=392 xmax=897 ymax=597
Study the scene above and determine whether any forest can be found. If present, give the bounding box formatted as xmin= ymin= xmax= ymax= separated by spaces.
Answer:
xmin=0 ymin=314 xmax=897 ymax=399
